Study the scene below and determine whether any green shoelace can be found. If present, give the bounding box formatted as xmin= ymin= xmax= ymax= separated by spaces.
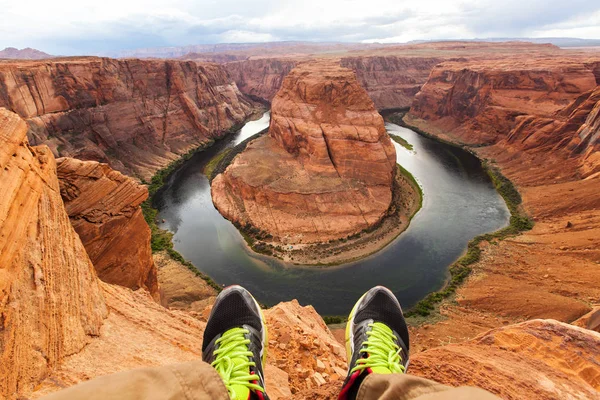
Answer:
xmin=350 ymin=322 xmax=406 ymax=375
xmin=211 ymin=327 xmax=265 ymax=399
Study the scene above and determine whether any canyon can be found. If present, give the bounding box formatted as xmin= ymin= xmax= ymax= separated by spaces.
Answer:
xmin=402 ymin=55 xmax=600 ymax=355
xmin=211 ymin=61 xmax=420 ymax=258
xmin=1 ymin=41 xmax=600 ymax=399
xmin=0 ymin=58 xmax=257 ymax=180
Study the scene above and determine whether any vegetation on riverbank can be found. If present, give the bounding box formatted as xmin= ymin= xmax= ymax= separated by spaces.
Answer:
xmin=139 ymin=118 xmax=258 ymax=293
xmin=384 ymin=111 xmax=534 ymax=319
xmin=390 ymin=134 xmax=414 ymax=151
xmin=207 ymin=127 xmax=269 ymax=181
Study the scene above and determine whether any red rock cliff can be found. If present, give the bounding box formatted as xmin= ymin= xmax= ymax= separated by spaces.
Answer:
xmin=411 ymin=58 xmax=599 ymax=144
xmin=57 ymin=157 xmax=160 ymax=301
xmin=0 ymin=108 xmax=107 ymax=397
xmin=212 ymin=61 xmax=396 ymax=243
xmin=410 ymin=57 xmax=600 ymax=178
xmin=0 ymin=58 xmax=256 ymax=180
xmin=225 ymin=58 xmax=298 ymax=102
xmin=340 ymin=56 xmax=443 ymax=110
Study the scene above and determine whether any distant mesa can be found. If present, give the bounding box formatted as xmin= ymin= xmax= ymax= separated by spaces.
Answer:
xmin=0 ymin=47 xmax=53 ymax=59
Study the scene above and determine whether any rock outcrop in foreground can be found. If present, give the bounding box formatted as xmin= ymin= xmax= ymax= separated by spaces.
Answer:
xmin=57 ymin=157 xmax=160 ymax=301
xmin=0 ymin=58 xmax=256 ymax=180
xmin=0 ymin=109 xmax=107 ymax=397
xmin=212 ymin=62 xmax=397 ymax=243
xmin=410 ymin=319 xmax=600 ymax=399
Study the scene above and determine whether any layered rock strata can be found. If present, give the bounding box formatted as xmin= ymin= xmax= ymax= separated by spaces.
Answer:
xmin=0 ymin=58 xmax=256 ymax=180
xmin=225 ymin=58 xmax=298 ymax=102
xmin=410 ymin=319 xmax=600 ymax=399
xmin=0 ymin=108 xmax=107 ymax=397
xmin=57 ymin=157 xmax=160 ymax=301
xmin=340 ymin=56 xmax=443 ymax=109
xmin=403 ymin=56 xmax=600 ymax=355
xmin=212 ymin=62 xmax=397 ymax=243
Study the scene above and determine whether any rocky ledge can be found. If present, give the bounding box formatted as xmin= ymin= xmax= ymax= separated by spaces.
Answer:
xmin=57 ymin=157 xmax=160 ymax=301
xmin=211 ymin=61 xmax=420 ymax=263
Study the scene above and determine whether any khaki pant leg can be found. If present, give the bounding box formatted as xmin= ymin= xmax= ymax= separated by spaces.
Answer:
xmin=41 ymin=360 xmax=229 ymax=400
xmin=357 ymin=374 xmax=501 ymax=400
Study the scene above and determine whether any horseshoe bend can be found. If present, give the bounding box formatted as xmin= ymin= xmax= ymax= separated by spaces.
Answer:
xmin=210 ymin=61 xmax=422 ymax=264
xmin=0 ymin=39 xmax=599 ymax=400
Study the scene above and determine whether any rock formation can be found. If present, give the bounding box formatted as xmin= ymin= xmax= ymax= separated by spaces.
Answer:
xmin=57 ymin=157 xmax=160 ymax=301
xmin=212 ymin=61 xmax=397 ymax=243
xmin=0 ymin=58 xmax=256 ymax=180
xmin=411 ymin=58 xmax=600 ymax=148
xmin=340 ymin=56 xmax=443 ymax=110
xmin=410 ymin=320 xmax=600 ymax=399
xmin=404 ymin=55 xmax=600 ymax=358
xmin=0 ymin=108 xmax=107 ymax=397
xmin=225 ymin=58 xmax=298 ymax=102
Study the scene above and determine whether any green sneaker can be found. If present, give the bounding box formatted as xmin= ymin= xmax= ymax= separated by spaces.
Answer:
xmin=339 ymin=286 xmax=409 ymax=400
xmin=202 ymin=285 xmax=269 ymax=400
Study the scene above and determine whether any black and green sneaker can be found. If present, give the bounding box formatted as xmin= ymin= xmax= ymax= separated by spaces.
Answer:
xmin=202 ymin=285 xmax=269 ymax=400
xmin=338 ymin=286 xmax=409 ymax=400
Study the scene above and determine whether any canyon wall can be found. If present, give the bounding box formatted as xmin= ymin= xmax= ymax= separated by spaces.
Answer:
xmin=57 ymin=157 xmax=160 ymax=301
xmin=0 ymin=109 xmax=107 ymax=397
xmin=410 ymin=58 xmax=599 ymax=146
xmin=225 ymin=58 xmax=298 ymax=102
xmin=340 ymin=56 xmax=443 ymax=110
xmin=212 ymin=61 xmax=397 ymax=243
xmin=404 ymin=55 xmax=600 ymax=362
xmin=0 ymin=58 xmax=256 ymax=180
xmin=225 ymin=56 xmax=443 ymax=110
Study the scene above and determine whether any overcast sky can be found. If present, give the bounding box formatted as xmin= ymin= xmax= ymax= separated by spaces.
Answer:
xmin=1 ymin=0 xmax=599 ymax=55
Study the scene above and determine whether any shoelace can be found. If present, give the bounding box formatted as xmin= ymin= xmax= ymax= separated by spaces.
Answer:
xmin=350 ymin=322 xmax=406 ymax=374
xmin=211 ymin=327 xmax=265 ymax=399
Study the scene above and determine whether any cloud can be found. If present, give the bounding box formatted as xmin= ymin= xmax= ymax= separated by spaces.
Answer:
xmin=0 ymin=0 xmax=599 ymax=55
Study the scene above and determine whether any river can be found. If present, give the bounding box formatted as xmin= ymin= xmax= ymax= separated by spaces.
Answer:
xmin=154 ymin=112 xmax=510 ymax=315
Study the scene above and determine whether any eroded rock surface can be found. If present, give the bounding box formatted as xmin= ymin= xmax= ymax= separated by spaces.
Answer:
xmin=404 ymin=55 xmax=600 ymax=356
xmin=212 ymin=61 xmax=397 ymax=243
xmin=0 ymin=109 xmax=107 ymax=398
xmin=340 ymin=56 xmax=443 ymax=110
xmin=410 ymin=320 xmax=600 ymax=399
xmin=57 ymin=157 xmax=160 ymax=301
xmin=0 ymin=58 xmax=256 ymax=180
xmin=225 ymin=58 xmax=298 ymax=102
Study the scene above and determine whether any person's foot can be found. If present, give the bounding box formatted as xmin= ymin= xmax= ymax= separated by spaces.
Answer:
xmin=338 ymin=286 xmax=410 ymax=400
xmin=202 ymin=285 xmax=269 ymax=400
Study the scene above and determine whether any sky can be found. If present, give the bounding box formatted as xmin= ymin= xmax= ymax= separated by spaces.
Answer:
xmin=1 ymin=0 xmax=599 ymax=55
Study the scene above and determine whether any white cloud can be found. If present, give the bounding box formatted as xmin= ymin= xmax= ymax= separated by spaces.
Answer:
xmin=0 ymin=0 xmax=598 ymax=55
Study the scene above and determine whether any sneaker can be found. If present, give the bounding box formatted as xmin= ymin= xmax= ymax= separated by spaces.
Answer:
xmin=338 ymin=286 xmax=409 ymax=400
xmin=202 ymin=285 xmax=269 ymax=400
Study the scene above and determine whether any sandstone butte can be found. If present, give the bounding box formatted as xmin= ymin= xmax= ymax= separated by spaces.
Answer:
xmin=211 ymin=61 xmax=397 ymax=244
xmin=56 ymin=157 xmax=160 ymax=301
xmin=0 ymin=57 xmax=257 ymax=180
xmin=1 ymin=103 xmax=600 ymax=399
